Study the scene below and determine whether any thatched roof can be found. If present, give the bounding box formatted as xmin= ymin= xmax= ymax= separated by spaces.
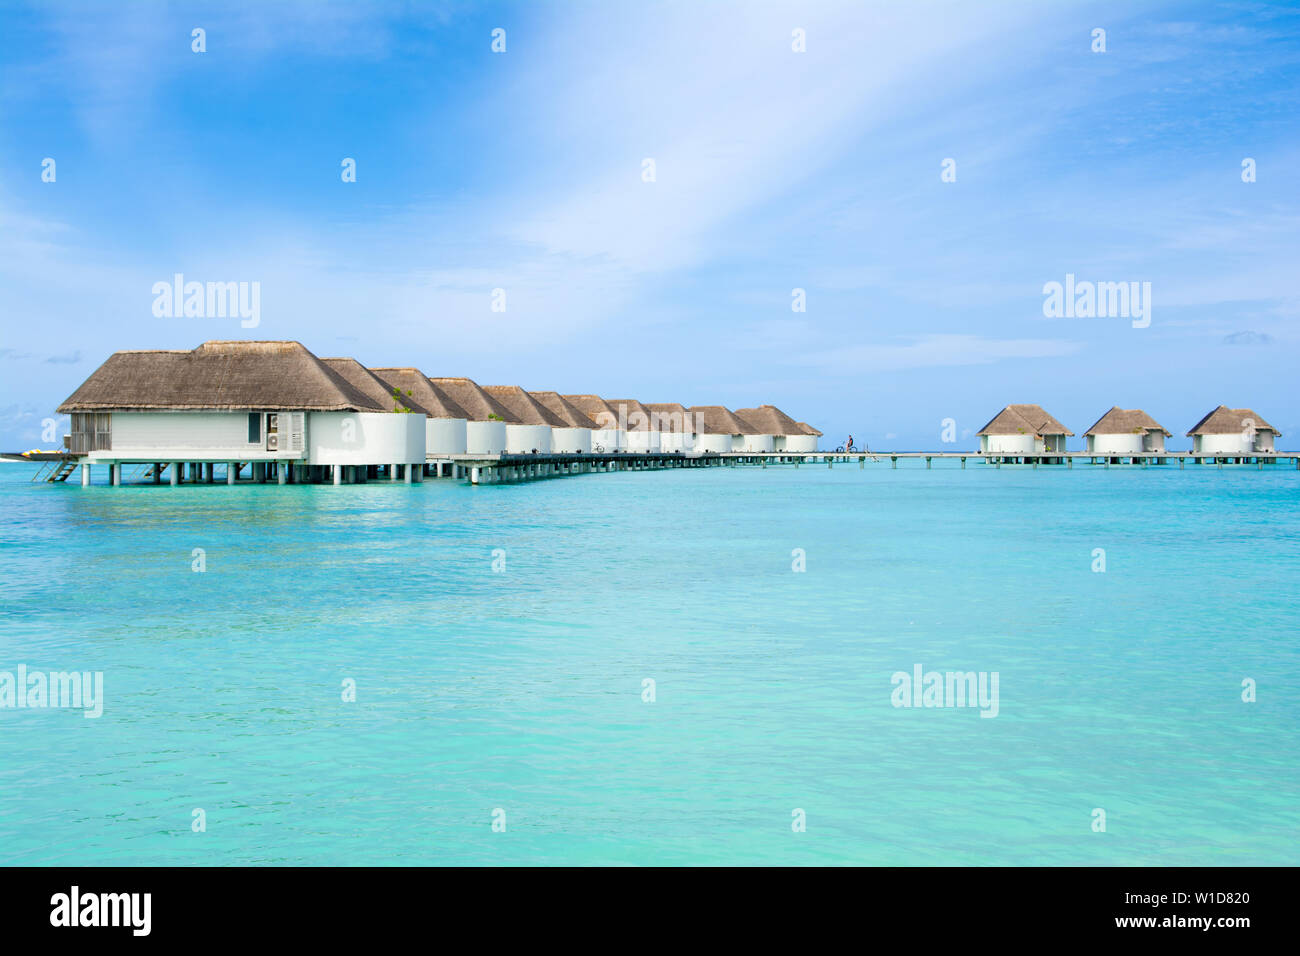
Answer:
xmin=483 ymin=386 xmax=567 ymax=427
xmin=688 ymin=405 xmax=759 ymax=435
xmin=427 ymin=377 xmax=518 ymax=423
xmin=1187 ymin=405 xmax=1279 ymax=436
xmin=796 ymin=421 xmax=823 ymax=437
xmin=1083 ymin=406 xmax=1171 ymax=437
xmin=369 ymin=367 xmax=469 ymax=420
xmin=734 ymin=405 xmax=806 ymax=436
xmin=57 ymin=340 xmax=384 ymax=413
xmin=643 ymin=402 xmax=692 ymax=433
xmin=603 ymin=399 xmax=657 ymax=431
xmin=528 ymin=391 xmax=598 ymax=428
xmin=321 ymin=358 xmax=429 ymax=414
xmin=563 ymin=395 xmax=622 ymax=430
xmin=976 ymin=404 xmax=1074 ymax=437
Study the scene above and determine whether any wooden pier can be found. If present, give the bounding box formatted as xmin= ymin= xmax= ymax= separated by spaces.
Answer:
xmin=5 ymin=448 xmax=1298 ymax=487
xmin=430 ymin=451 xmax=727 ymax=484
xmin=719 ymin=451 xmax=1300 ymax=470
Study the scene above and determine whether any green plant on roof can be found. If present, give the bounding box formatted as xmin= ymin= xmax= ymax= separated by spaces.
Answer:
xmin=392 ymin=387 xmax=414 ymax=413
xmin=488 ymin=413 xmax=503 ymax=421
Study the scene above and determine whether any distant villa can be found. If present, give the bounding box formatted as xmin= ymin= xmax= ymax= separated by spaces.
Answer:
xmin=976 ymin=404 xmax=1073 ymax=455
xmin=976 ymin=402 xmax=1279 ymax=459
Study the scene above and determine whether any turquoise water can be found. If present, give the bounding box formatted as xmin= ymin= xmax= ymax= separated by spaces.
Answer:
xmin=0 ymin=458 xmax=1296 ymax=866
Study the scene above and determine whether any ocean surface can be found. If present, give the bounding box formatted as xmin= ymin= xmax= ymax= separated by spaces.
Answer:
xmin=1 ymin=458 xmax=1296 ymax=866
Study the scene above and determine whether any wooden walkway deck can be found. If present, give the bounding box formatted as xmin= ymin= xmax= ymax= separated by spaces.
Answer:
xmin=432 ymin=449 xmax=1300 ymax=483
xmin=8 ymin=448 xmax=1298 ymax=487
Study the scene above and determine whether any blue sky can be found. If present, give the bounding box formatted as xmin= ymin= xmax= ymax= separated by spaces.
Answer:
xmin=1 ymin=0 xmax=1297 ymax=449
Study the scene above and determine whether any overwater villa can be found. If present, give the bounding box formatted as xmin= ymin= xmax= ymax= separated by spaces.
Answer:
xmin=688 ymin=406 xmax=756 ymax=453
xmin=734 ymin=405 xmax=811 ymax=453
xmin=482 ymin=386 xmax=566 ymax=454
xmin=1082 ymin=407 xmax=1171 ymax=455
xmin=562 ymin=395 xmax=625 ymax=452
xmin=528 ymin=391 xmax=597 ymax=453
xmin=643 ymin=402 xmax=693 ymax=453
xmin=368 ymin=367 xmax=471 ymax=455
xmin=1187 ymin=406 xmax=1280 ymax=455
xmin=729 ymin=411 xmax=774 ymax=453
xmin=602 ymin=399 xmax=660 ymax=453
xmin=793 ymin=422 xmax=822 ymax=452
xmin=59 ymin=340 xmax=427 ymax=485
xmin=976 ymin=404 xmax=1073 ymax=455
xmin=427 ymin=377 xmax=512 ymax=455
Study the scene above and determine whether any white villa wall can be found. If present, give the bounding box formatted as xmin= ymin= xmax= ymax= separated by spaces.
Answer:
xmin=550 ymin=427 xmax=591 ymax=453
xmin=659 ymin=432 xmax=688 ymax=453
xmin=309 ymin=412 xmax=425 ymax=465
xmin=626 ymin=430 xmax=661 ymax=454
xmin=984 ymin=433 xmax=1070 ymax=454
xmin=590 ymin=428 xmax=622 ymax=453
xmin=427 ymin=417 xmax=468 ymax=455
xmin=1088 ymin=434 xmax=1143 ymax=455
xmin=92 ymin=411 xmax=303 ymax=462
xmin=694 ymin=433 xmax=734 ymax=453
xmin=505 ymin=423 xmax=551 ymax=454
xmin=784 ymin=434 xmax=818 ymax=452
xmin=734 ymin=434 xmax=775 ymax=453
xmin=981 ymin=433 xmax=1037 ymax=454
xmin=466 ymin=420 xmax=508 ymax=455
xmin=1194 ymin=433 xmax=1273 ymax=455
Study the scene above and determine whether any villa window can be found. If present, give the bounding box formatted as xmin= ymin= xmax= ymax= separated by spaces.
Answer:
xmin=247 ymin=412 xmax=262 ymax=444
xmin=69 ymin=412 xmax=111 ymax=453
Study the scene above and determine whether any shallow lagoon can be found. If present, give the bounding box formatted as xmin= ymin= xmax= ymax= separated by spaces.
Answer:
xmin=1 ymin=459 xmax=1296 ymax=865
